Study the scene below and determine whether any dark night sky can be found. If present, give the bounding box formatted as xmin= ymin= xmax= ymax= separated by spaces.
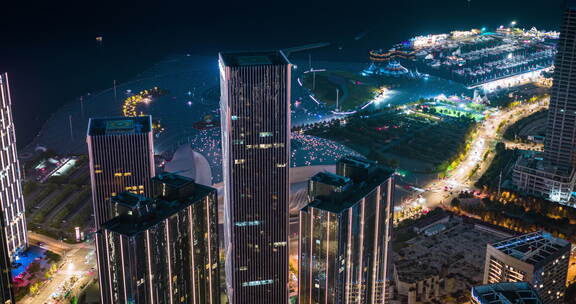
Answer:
xmin=0 ymin=0 xmax=566 ymax=146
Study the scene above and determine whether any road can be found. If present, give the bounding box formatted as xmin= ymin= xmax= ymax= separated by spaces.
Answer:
xmin=402 ymin=98 xmax=548 ymax=214
xmin=27 ymin=231 xmax=82 ymax=254
xmin=21 ymin=232 xmax=95 ymax=304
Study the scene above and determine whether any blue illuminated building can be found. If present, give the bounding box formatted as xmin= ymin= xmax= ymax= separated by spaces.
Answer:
xmin=483 ymin=231 xmax=570 ymax=304
xmin=471 ymin=282 xmax=542 ymax=304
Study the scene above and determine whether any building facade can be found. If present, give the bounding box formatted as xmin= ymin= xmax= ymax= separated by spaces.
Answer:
xmin=87 ymin=116 xmax=156 ymax=303
xmin=0 ymin=73 xmax=27 ymax=258
xmin=0 ymin=217 xmax=14 ymax=304
xmin=99 ymin=173 xmax=220 ymax=304
xmin=513 ymin=1 xmax=576 ymax=204
xmin=87 ymin=116 xmax=156 ymax=227
xmin=299 ymin=156 xmax=395 ymax=304
xmin=471 ymin=282 xmax=543 ymax=304
xmin=219 ymin=51 xmax=291 ymax=304
xmin=483 ymin=231 xmax=570 ymax=304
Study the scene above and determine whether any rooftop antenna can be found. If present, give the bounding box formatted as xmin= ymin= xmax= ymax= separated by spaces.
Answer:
xmin=308 ymin=54 xmax=312 ymax=71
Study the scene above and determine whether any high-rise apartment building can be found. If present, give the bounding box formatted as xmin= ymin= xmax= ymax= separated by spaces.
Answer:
xmin=544 ymin=0 xmax=576 ymax=169
xmin=483 ymin=231 xmax=570 ymax=304
xmin=513 ymin=0 xmax=576 ymax=204
xmin=87 ymin=116 xmax=156 ymax=303
xmin=99 ymin=173 xmax=220 ymax=304
xmin=219 ymin=50 xmax=291 ymax=304
xmin=299 ymin=156 xmax=395 ymax=304
xmin=0 ymin=73 xmax=27 ymax=257
xmin=471 ymin=282 xmax=543 ymax=304
xmin=0 ymin=217 xmax=14 ymax=304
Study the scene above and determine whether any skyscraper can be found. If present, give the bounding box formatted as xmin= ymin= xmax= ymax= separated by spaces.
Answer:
xmin=87 ymin=116 xmax=156 ymax=303
xmin=513 ymin=0 xmax=576 ymax=203
xmin=0 ymin=218 xmax=14 ymax=304
xmin=87 ymin=116 xmax=156 ymax=227
xmin=545 ymin=0 xmax=576 ymax=169
xmin=99 ymin=173 xmax=220 ymax=304
xmin=219 ymin=51 xmax=291 ymax=304
xmin=0 ymin=73 xmax=27 ymax=258
xmin=299 ymin=156 xmax=395 ymax=304
xmin=483 ymin=231 xmax=570 ymax=304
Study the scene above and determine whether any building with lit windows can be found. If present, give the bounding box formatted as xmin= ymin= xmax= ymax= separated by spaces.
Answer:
xmin=87 ymin=116 xmax=155 ymax=303
xmin=99 ymin=173 xmax=220 ymax=304
xmin=299 ymin=156 xmax=395 ymax=304
xmin=219 ymin=50 xmax=291 ymax=304
xmin=471 ymin=282 xmax=543 ymax=304
xmin=513 ymin=0 xmax=576 ymax=204
xmin=0 ymin=73 xmax=27 ymax=258
xmin=0 ymin=217 xmax=14 ymax=304
xmin=483 ymin=231 xmax=570 ymax=304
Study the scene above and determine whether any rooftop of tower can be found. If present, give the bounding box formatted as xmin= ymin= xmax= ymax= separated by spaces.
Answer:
xmin=87 ymin=116 xmax=152 ymax=136
xmin=471 ymin=282 xmax=543 ymax=304
xmin=489 ymin=231 xmax=571 ymax=267
xmin=219 ymin=50 xmax=290 ymax=67
xmin=101 ymin=174 xmax=216 ymax=236
xmin=303 ymin=158 xmax=393 ymax=214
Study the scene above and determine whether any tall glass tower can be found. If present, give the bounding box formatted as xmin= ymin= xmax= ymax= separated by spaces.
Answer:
xmin=219 ymin=51 xmax=291 ymax=304
xmin=87 ymin=116 xmax=156 ymax=303
xmin=0 ymin=73 xmax=27 ymax=258
xmin=99 ymin=174 xmax=220 ymax=304
xmin=545 ymin=0 xmax=576 ymax=169
xmin=0 ymin=216 xmax=14 ymax=304
xmin=513 ymin=1 xmax=576 ymax=203
xmin=299 ymin=156 xmax=395 ymax=304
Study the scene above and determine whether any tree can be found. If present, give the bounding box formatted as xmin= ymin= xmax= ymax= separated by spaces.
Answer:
xmin=45 ymin=264 xmax=58 ymax=279
xmin=29 ymin=282 xmax=41 ymax=295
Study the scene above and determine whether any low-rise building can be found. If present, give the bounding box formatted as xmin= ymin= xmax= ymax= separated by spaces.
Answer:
xmin=391 ymin=216 xmax=513 ymax=304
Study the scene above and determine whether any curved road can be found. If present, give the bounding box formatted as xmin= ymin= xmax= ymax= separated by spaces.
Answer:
xmin=410 ymin=97 xmax=549 ymax=212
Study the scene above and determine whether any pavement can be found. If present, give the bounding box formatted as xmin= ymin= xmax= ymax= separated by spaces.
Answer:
xmin=21 ymin=232 xmax=95 ymax=304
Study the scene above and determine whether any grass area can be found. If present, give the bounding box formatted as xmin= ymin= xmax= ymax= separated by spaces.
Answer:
xmin=302 ymin=70 xmax=379 ymax=111
xmin=22 ymin=181 xmax=38 ymax=197
xmin=68 ymin=203 xmax=93 ymax=232
xmin=304 ymin=109 xmax=475 ymax=173
xmin=49 ymin=187 xmax=91 ymax=227
xmin=431 ymin=105 xmax=485 ymax=121
xmin=503 ymin=109 xmax=547 ymax=141
xmin=26 ymin=183 xmax=57 ymax=211
xmin=305 ymin=110 xmax=426 ymax=154
xmin=388 ymin=117 xmax=475 ymax=173
xmin=31 ymin=184 xmax=77 ymax=223
xmin=475 ymin=143 xmax=518 ymax=189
